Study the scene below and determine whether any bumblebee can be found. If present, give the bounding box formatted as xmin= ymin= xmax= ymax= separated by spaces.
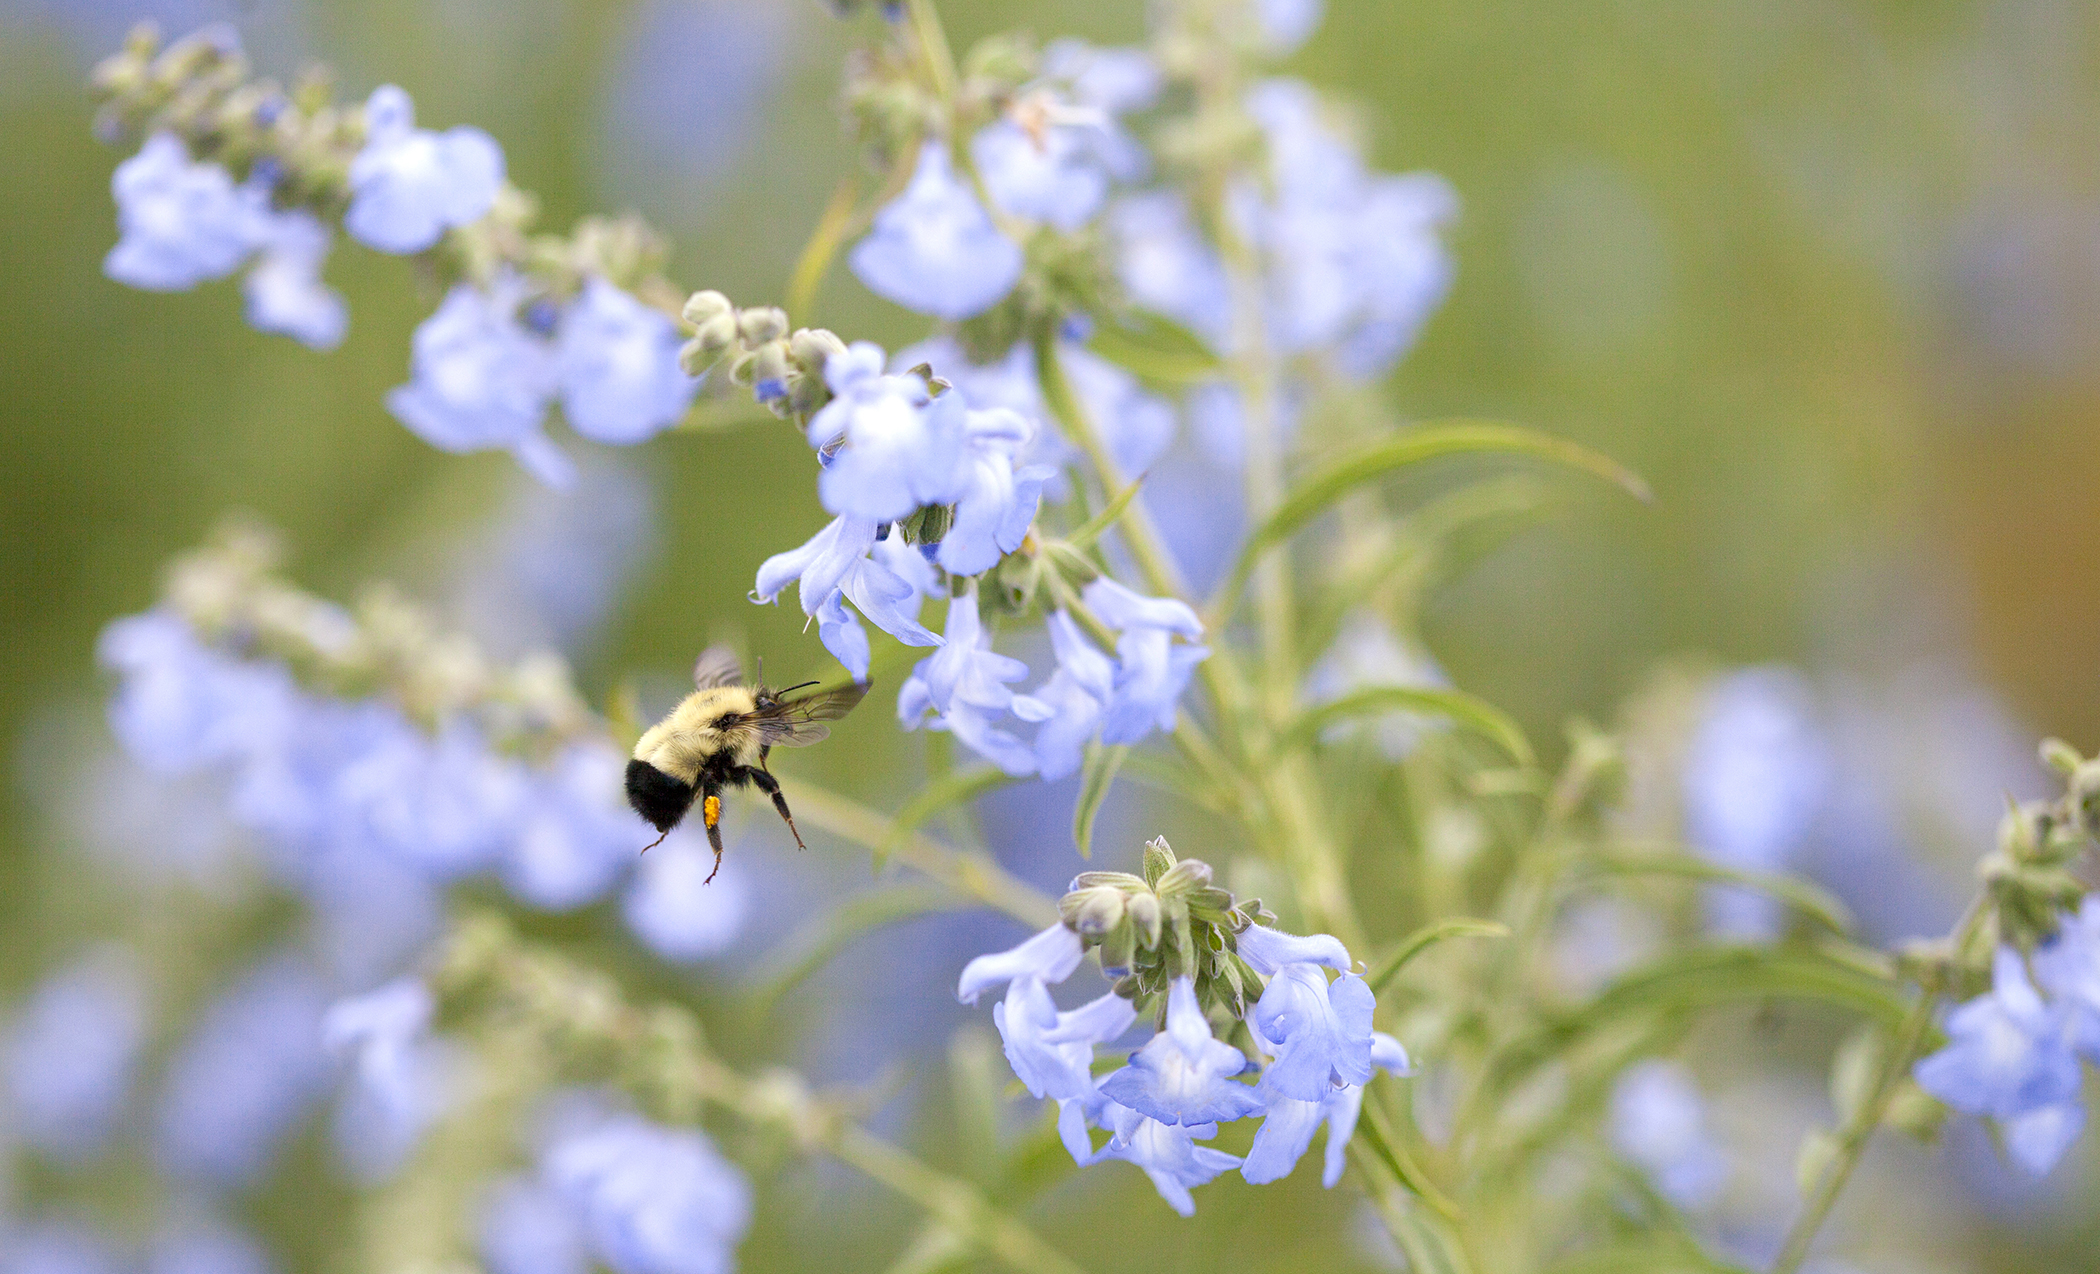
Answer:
xmin=625 ymin=646 xmax=869 ymax=881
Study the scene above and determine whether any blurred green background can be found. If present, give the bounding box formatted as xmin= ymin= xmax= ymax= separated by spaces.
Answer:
xmin=4 ymin=0 xmax=2100 ymax=1270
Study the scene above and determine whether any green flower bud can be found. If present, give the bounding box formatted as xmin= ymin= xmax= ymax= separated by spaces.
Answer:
xmin=1155 ymin=858 xmax=1213 ymax=898
xmin=737 ymin=305 xmax=788 ymax=345
xmin=788 ymin=327 xmax=847 ymax=375
xmin=1142 ymin=837 xmax=1177 ymax=887
xmin=683 ymin=289 xmax=733 ymax=328
xmin=1061 ymin=886 xmax=1126 ymax=937
xmin=1099 ymin=917 xmax=1138 ymax=976
xmin=1071 ymin=870 xmax=1146 ymax=891
xmin=1126 ymin=891 xmax=1164 ymax=950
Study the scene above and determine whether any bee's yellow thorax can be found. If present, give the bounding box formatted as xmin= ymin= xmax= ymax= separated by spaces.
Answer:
xmin=632 ymin=686 xmax=760 ymax=783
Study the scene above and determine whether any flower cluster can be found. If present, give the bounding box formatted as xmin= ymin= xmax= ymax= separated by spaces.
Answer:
xmin=99 ymin=523 xmax=743 ymax=966
xmin=957 ymin=838 xmax=1410 ymax=1214
xmin=1914 ymin=903 xmax=2100 ymax=1175
xmin=93 ymin=28 xmax=699 ymax=486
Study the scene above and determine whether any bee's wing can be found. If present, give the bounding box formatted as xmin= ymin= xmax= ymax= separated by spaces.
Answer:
xmin=693 ymin=645 xmax=744 ymax=690
xmin=745 ymin=681 xmax=870 ymax=747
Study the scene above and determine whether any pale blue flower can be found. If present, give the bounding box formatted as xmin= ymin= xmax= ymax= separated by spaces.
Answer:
xmin=754 ymin=515 xmax=880 ymax=617
xmin=957 ymin=922 xmax=1085 ymax=1004
xmin=323 ymin=977 xmax=457 ymax=1182
xmin=1081 ymin=578 xmax=1208 ymax=746
xmin=331 ymin=715 xmax=530 ymax=881
xmin=1041 ymin=40 xmax=1161 ymax=182
xmin=147 ymin=1217 xmax=276 ymax=1274
xmin=155 ymin=955 xmax=333 ymax=1188
xmin=104 ymin=133 xmax=259 ymax=291
xmin=556 ymin=278 xmax=700 ymax=444
xmin=1335 ymin=174 xmax=1459 ymax=379
xmin=1251 ymin=965 xmax=1374 ymax=1102
xmin=480 ymin=1176 xmax=590 ymax=1274
xmin=1099 ymin=977 xmax=1263 ymax=1126
xmin=899 ymin=589 xmax=1051 ymax=775
xmin=1303 ymin=611 xmax=1450 ymax=760
xmin=808 ymin=345 xmax=962 ymax=521
xmin=621 ymin=835 xmax=749 ymax=963
xmin=937 ymin=406 xmax=1051 ymax=576
xmin=345 ymin=85 xmax=505 ymax=255
xmin=973 ymin=118 xmax=1108 ymax=231
xmin=1030 ymin=610 xmax=1117 ymax=781
xmin=543 ymin=1114 xmax=752 ymax=1274
xmin=1 ymin=947 xmax=147 ymax=1161
xmin=1235 ymin=923 xmax=1350 ymax=976
xmin=1256 ymin=0 xmax=1325 ymax=52
xmin=1916 ymin=946 xmax=2086 ymax=1174
xmin=1111 ymin=192 xmax=1231 ymax=349
xmin=1 ymin=1221 xmax=126 ymax=1274
xmin=753 ymin=516 xmax=941 ymax=679
xmin=1241 ymin=1031 xmax=1410 ymax=1187
xmin=387 ymin=277 xmax=570 ymax=487
xmin=1083 ymin=1098 xmax=1241 ymax=1217
xmin=849 ymin=141 xmax=1022 ymax=321
xmin=1682 ymin=667 xmax=1830 ymax=938
xmin=1609 ymin=1060 xmax=1730 ymax=1209
xmin=98 ymin=612 xmax=296 ymax=776
xmin=243 ymin=209 xmax=347 ymax=350
xmin=1064 ymin=345 xmax=1176 ymax=478
xmin=2035 ymin=897 xmax=2100 ymax=1053
xmin=502 ymin=742 xmax=642 ymax=911
xmin=993 ymin=978 xmax=1128 ymax=1103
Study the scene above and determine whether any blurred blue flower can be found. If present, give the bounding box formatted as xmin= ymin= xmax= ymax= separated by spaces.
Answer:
xmin=345 ymin=85 xmax=505 ymax=255
xmin=621 ymin=835 xmax=749 ymax=963
xmin=1 ymin=946 xmax=147 ymax=1162
xmin=2036 ymin=897 xmax=2100 ymax=1053
xmin=1682 ymin=667 xmax=1830 ymax=939
xmin=1255 ymin=0 xmax=1324 ymax=52
xmin=154 ymin=954 xmax=333 ymax=1189
xmin=0 ymin=1220 xmax=126 ymax=1274
xmin=1040 ymin=40 xmax=1161 ymax=182
xmin=973 ymin=118 xmax=1108 ymax=232
xmin=1099 ymin=977 xmax=1263 ymax=1126
xmin=1111 ymin=192 xmax=1232 ymax=349
xmin=99 ymin=611 xmax=296 ymax=775
xmin=956 ymin=922 xmax=1085 ymax=1004
xmin=1302 ymin=611 xmax=1449 ymax=760
xmin=556 ymin=278 xmax=700 ymax=445
xmin=104 ymin=133 xmax=259 ymax=291
xmin=1082 ymin=1098 xmax=1241 ymax=1218
xmin=147 ymin=1216 xmax=277 ymax=1274
xmin=502 ymin=742 xmax=643 ymax=910
xmin=543 ymin=1113 xmax=752 ymax=1274
xmin=331 ymin=714 xmax=530 ymax=881
xmin=898 ymin=589 xmax=1051 ymax=776
xmin=1916 ymin=946 xmax=2087 ymax=1174
xmin=1029 ymin=610 xmax=1116 ymax=781
xmin=1250 ymin=965 xmax=1374 ymax=1103
xmin=849 ymin=141 xmax=1022 ymax=321
xmin=242 ymin=209 xmax=346 ymax=350
xmin=1610 ymin=1060 xmax=1730 ymax=1209
xmin=1081 ymin=578 xmax=1208 ymax=746
xmin=323 ymin=977 xmax=460 ymax=1182
xmin=387 ymin=275 xmax=571 ymax=487
xmin=480 ymin=1175 xmax=590 ymax=1274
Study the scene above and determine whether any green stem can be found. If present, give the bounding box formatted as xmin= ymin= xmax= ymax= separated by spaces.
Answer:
xmin=902 ymin=0 xmax=958 ymax=106
xmin=1769 ymin=898 xmax=1985 ymax=1274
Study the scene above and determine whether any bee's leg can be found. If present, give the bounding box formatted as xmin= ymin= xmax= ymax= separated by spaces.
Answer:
xmin=700 ymin=781 xmax=725 ymax=883
xmin=746 ymin=765 xmax=805 ymax=852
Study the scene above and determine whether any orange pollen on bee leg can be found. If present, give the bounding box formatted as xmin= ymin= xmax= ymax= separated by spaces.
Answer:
xmin=703 ymin=795 xmax=721 ymax=828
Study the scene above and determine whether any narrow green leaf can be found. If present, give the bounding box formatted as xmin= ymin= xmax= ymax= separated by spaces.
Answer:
xmin=1215 ymin=422 xmax=1652 ymax=618
xmin=1072 ymin=742 xmax=1130 ymax=860
xmin=1064 ymin=478 xmax=1145 ymax=550
xmin=1084 ymin=309 xmax=1223 ymax=385
xmin=873 ymin=765 xmax=1021 ymax=869
xmin=1365 ymin=918 xmax=1512 ymax=994
xmin=1586 ymin=847 xmax=1854 ymax=934
xmin=1279 ymin=686 xmax=1534 ymax=766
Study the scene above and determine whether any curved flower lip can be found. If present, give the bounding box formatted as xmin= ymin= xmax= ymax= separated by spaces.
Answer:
xmin=956 ymin=923 xmax=1085 ymax=1004
xmin=1096 ymin=977 xmax=1264 ymax=1126
xmin=1081 ymin=577 xmax=1203 ymax=639
xmin=1252 ymin=966 xmax=1375 ymax=1103
xmin=1234 ymin=924 xmax=1350 ymax=976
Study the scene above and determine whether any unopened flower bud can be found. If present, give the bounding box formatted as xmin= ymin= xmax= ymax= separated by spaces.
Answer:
xmin=1155 ymin=858 xmax=1213 ymax=898
xmin=1142 ymin=836 xmax=1177 ymax=887
xmin=1061 ymin=886 xmax=1126 ymax=937
xmin=1098 ymin=918 xmax=1138 ymax=977
xmin=788 ymin=326 xmax=847 ymax=373
xmin=682 ymin=289 xmax=732 ymax=328
xmin=737 ymin=305 xmax=788 ymax=345
xmin=748 ymin=340 xmax=792 ymax=403
xmin=1126 ymin=891 xmax=1163 ymax=950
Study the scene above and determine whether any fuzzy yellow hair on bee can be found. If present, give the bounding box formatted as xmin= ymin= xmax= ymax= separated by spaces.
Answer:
xmin=624 ymin=646 xmax=869 ymax=882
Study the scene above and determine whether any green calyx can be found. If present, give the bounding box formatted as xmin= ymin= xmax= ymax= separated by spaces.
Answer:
xmin=1057 ymin=837 xmax=1277 ymax=1019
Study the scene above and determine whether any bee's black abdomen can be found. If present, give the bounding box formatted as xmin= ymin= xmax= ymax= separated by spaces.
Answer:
xmin=625 ymin=759 xmax=696 ymax=832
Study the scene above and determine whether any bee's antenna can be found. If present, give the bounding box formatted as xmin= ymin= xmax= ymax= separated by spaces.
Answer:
xmin=640 ymin=828 xmax=671 ymax=854
xmin=779 ymin=679 xmax=821 ymax=698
